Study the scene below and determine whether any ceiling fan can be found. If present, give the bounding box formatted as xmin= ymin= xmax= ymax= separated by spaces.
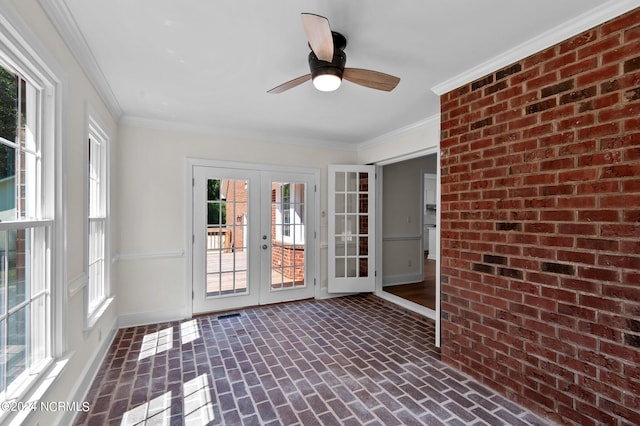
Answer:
xmin=267 ymin=13 xmax=400 ymax=94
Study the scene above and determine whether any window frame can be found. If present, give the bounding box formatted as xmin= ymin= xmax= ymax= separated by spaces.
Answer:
xmin=85 ymin=114 xmax=110 ymax=328
xmin=0 ymin=58 xmax=54 ymax=402
xmin=0 ymin=5 xmax=64 ymax=417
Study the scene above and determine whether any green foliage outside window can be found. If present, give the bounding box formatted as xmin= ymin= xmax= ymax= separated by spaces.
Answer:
xmin=0 ymin=67 xmax=17 ymax=180
xmin=207 ymin=179 xmax=226 ymax=225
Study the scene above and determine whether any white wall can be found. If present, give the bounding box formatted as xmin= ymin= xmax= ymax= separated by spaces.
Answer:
xmin=115 ymin=121 xmax=357 ymax=325
xmin=5 ymin=1 xmax=119 ymax=425
xmin=356 ymin=116 xmax=439 ymax=165
xmin=355 ymin=116 xmax=440 ymax=288
xmin=382 ymin=156 xmax=435 ymax=285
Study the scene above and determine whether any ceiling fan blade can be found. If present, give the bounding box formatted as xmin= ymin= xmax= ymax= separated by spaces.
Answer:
xmin=301 ymin=13 xmax=334 ymax=62
xmin=343 ymin=68 xmax=400 ymax=92
xmin=267 ymin=74 xmax=312 ymax=94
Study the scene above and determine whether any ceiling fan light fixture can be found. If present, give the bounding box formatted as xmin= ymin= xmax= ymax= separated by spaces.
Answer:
xmin=309 ymin=47 xmax=345 ymax=92
xmin=267 ymin=19 xmax=400 ymax=94
xmin=313 ymin=73 xmax=341 ymax=91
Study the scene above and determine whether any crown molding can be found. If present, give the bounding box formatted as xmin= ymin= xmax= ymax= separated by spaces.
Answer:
xmin=38 ymin=0 xmax=122 ymax=118
xmin=357 ymin=114 xmax=440 ymax=152
xmin=431 ymin=0 xmax=640 ymax=95
xmin=120 ymin=115 xmax=360 ymax=152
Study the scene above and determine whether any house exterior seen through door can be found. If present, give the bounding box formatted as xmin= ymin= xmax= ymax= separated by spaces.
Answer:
xmin=190 ymin=161 xmax=318 ymax=314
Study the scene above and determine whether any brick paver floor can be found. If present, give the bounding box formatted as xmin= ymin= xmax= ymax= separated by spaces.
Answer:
xmin=75 ymin=294 xmax=550 ymax=425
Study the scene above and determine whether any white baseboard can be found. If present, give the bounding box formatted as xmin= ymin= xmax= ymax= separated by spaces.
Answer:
xmin=376 ymin=291 xmax=437 ymax=321
xmin=118 ymin=306 xmax=187 ymax=328
xmin=316 ymin=291 xmax=355 ymax=300
xmin=61 ymin=317 xmax=118 ymax=426
xmin=382 ymin=273 xmax=423 ymax=287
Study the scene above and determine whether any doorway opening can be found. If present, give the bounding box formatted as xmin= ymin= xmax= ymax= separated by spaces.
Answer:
xmin=378 ymin=153 xmax=439 ymax=318
xmin=384 ymin=254 xmax=436 ymax=309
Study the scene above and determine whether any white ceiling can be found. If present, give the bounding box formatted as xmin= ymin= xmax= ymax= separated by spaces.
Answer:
xmin=43 ymin=0 xmax=635 ymax=147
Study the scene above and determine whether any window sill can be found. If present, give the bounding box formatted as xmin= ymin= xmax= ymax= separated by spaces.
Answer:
xmin=0 ymin=353 xmax=73 ymax=425
xmin=84 ymin=296 xmax=114 ymax=334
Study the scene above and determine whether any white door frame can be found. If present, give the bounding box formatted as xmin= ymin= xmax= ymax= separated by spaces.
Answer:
xmin=373 ymin=147 xmax=441 ymax=347
xmin=185 ymin=158 xmax=320 ymax=318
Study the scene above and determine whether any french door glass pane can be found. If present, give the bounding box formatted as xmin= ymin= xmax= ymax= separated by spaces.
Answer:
xmin=359 ymin=193 xmax=368 ymax=213
xmin=346 ymin=194 xmax=357 ymax=212
xmin=345 ymin=241 xmax=355 ymax=256
xmin=336 ymin=258 xmax=345 ymax=278
xmin=335 ymin=172 xmax=345 ymax=191
xmin=206 ymin=179 xmax=248 ymax=296
xmin=347 ymin=258 xmax=356 ymax=277
xmin=335 ymin=194 xmax=345 ymax=213
xmin=359 ymin=259 xmax=368 ymax=277
xmin=347 ymin=173 xmax=357 ymax=191
xmin=271 ymin=181 xmax=305 ymax=290
xmin=359 ymin=237 xmax=368 ymax=255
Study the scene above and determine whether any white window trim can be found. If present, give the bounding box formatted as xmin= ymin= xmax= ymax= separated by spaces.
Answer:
xmin=84 ymin=112 xmax=112 ymax=330
xmin=0 ymin=1 xmax=67 ymax=422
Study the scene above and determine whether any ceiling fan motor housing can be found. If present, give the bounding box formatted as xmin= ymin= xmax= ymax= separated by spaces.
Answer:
xmin=308 ymin=31 xmax=347 ymax=80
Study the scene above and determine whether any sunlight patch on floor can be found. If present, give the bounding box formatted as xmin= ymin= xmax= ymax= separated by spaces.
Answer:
xmin=183 ymin=374 xmax=215 ymax=425
xmin=138 ymin=327 xmax=173 ymax=360
xmin=120 ymin=390 xmax=172 ymax=425
xmin=180 ymin=320 xmax=201 ymax=345
xmin=118 ymin=374 xmax=215 ymax=425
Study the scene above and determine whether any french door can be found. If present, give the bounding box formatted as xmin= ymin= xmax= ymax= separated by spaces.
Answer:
xmin=191 ymin=164 xmax=317 ymax=314
xmin=328 ymin=165 xmax=376 ymax=293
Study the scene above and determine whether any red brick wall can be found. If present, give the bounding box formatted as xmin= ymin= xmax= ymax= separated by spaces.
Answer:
xmin=271 ymin=241 xmax=305 ymax=282
xmin=439 ymin=9 xmax=640 ymax=425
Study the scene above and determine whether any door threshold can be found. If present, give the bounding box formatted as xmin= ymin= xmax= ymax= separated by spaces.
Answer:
xmin=192 ymin=297 xmax=315 ymax=318
xmin=375 ymin=290 xmax=437 ymax=320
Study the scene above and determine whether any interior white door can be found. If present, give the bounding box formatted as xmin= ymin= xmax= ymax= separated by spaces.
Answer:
xmin=328 ymin=164 xmax=376 ymax=293
xmin=192 ymin=165 xmax=316 ymax=314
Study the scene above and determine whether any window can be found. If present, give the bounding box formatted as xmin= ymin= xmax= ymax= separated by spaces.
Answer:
xmin=0 ymin=12 xmax=59 ymax=409
xmin=87 ymin=120 xmax=109 ymax=323
xmin=274 ymin=182 xmax=304 ymax=245
xmin=0 ymin=63 xmax=52 ymax=398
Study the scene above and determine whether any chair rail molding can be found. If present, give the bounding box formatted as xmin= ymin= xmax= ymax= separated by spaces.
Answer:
xmin=115 ymin=249 xmax=185 ymax=262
